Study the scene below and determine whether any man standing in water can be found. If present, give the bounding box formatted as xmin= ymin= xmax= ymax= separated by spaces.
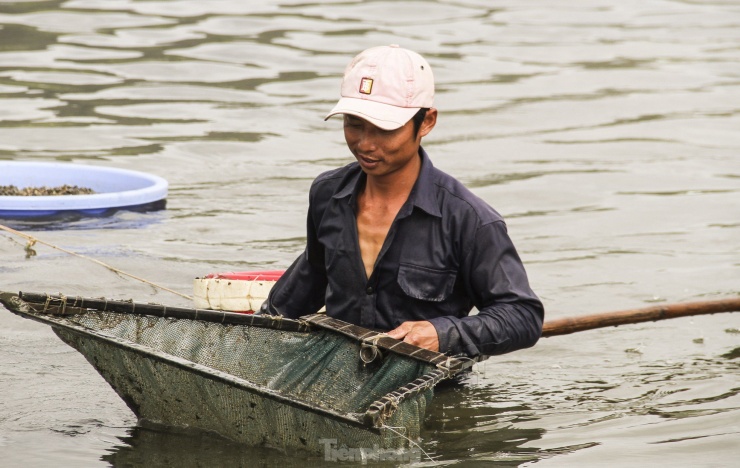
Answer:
xmin=261 ymin=45 xmax=543 ymax=357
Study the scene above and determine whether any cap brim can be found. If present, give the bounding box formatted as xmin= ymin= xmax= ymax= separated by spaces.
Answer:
xmin=324 ymin=97 xmax=420 ymax=131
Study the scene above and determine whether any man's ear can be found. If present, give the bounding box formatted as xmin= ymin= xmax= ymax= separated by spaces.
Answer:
xmin=419 ymin=108 xmax=437 ymax=138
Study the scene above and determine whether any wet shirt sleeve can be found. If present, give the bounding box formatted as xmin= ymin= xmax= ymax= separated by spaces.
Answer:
xmin=261 ymin=184 xmax=328 ymax=318
xmin=427 ymin=220 xmax=544 ymax=357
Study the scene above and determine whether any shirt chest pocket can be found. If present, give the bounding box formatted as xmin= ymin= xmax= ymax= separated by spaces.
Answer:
xmin=397 ymin=263 xmax=457 ymax=302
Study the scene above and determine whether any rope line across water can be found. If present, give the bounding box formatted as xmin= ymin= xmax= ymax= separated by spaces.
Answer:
xmin=0 ymin=223 xmax=192 ymax=301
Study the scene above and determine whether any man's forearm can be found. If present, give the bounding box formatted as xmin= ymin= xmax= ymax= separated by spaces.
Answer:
xmin=428 ymin=301 xmax=544 ymax=357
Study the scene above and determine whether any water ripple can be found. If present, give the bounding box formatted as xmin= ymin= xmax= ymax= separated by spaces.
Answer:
xmin=0 ymin=0 xmax=739 ymax=466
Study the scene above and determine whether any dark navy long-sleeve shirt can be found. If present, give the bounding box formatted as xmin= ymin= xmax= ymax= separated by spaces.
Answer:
xmin=262 ymin=147 xmax=544 ymax=357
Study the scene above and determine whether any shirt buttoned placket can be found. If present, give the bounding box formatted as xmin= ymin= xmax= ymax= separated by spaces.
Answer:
xmin=355 ymin=197 xmax=415 ymax=330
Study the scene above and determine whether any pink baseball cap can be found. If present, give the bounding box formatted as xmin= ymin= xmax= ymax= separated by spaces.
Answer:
xmin=325 ymin=44 xmax=434 ymax=131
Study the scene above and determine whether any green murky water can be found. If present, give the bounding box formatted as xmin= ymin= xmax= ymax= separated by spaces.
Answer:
xmin=0 ymin=1 xmax=738 ymax=466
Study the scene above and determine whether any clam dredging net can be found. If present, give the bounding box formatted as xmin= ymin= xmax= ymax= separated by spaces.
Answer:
xmin=0 ymin=291 xmax=474 ymax=455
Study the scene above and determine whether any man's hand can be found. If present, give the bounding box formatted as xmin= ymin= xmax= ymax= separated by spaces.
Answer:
xmin=387 ymin=320 xmax=439 ymax=352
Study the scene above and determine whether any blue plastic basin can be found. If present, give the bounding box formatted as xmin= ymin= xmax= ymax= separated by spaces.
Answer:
xmin=0 ymin=161 xmax=168 ymax=218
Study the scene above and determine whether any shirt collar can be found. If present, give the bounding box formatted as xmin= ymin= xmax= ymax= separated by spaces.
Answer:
xmin=332 ymin=146 xmax=442 ymax=218
xmin=332 ymin=167 xmax=361 ymax=200
xmin=411 ymin=147 xmax=442 ymax=217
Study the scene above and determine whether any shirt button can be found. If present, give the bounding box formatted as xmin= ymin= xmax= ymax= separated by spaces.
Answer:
xmin=366 ymin=286 xmax=374 ymax=295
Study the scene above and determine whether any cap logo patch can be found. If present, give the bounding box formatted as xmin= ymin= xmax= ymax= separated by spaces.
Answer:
xmin=359 ymin=77 xmax=373 ymax=95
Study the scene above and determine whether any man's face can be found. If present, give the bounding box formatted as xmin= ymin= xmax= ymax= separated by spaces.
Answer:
xmin=343 ymin=114 xmax=429 ymax=179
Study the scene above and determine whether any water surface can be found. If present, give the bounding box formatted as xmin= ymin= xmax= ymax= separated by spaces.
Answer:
xmin=0 ymin=0 xmax=738 ymax=466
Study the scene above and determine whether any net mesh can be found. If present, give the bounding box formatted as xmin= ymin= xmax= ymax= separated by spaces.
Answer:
xmin=53 ymin=310 xmax=435 ymax=453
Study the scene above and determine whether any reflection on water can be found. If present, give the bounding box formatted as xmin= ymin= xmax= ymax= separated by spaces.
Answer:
xmin=0 ymin=203 xmax=167 ymax=231
xmin=0 ymin=0 xmax=739 ymax=466
xmin=103 ymin=425 xmax=337 ymax=468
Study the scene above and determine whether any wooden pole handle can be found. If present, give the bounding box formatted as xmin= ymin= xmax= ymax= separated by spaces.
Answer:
xmin=542 ymin=297 xmax=740 ymax=337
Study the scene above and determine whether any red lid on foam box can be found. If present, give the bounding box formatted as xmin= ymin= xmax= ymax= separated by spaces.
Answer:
xmin=204 ymin=270 xmax=285 ymax=281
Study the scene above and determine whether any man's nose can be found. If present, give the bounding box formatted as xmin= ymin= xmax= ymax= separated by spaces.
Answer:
xmin=355 ymin=128 xmax=378 ymax=152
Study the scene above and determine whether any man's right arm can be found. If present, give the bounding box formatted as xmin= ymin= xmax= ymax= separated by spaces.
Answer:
xmin=260 ymin=185 xmax=328 ymax=318
xmin=260 ymin=249 xmax=327 ymax=318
